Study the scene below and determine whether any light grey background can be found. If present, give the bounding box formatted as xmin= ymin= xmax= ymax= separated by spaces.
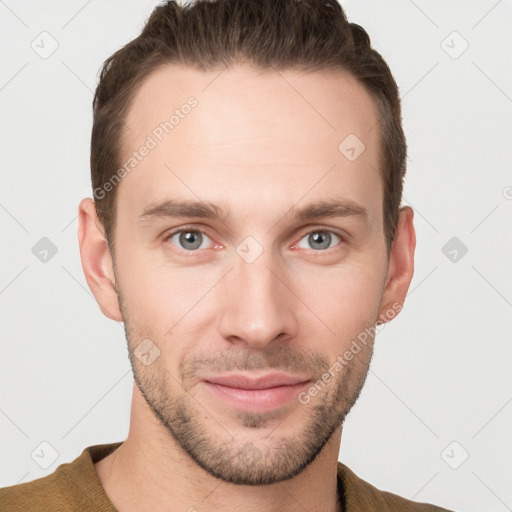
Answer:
xmin=1 ymin=1 xmax=511 ymax=511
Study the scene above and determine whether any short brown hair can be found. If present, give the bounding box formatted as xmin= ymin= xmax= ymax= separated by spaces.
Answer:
xmin=91 ymin=0 xmax=407 ymax=257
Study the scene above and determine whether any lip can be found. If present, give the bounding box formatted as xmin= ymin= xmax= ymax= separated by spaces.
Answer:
xmin=200 ymin=373 xmax=312 ymax=413
xmin=202 ymin=372 xmax=311 ymax=389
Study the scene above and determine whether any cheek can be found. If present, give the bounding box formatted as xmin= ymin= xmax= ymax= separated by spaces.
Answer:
xmin=294 ymin=261 xmax=384 ymax=339
xmin=119 ymin=260 xmax=215 ymax=345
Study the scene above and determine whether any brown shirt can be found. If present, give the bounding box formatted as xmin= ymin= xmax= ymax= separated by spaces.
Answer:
xmin=0 ymin=442 xmax=453 ymax=511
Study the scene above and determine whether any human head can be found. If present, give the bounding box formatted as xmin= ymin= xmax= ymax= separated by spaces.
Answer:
xmin=90 ymin=0 xmax=407 ymax=260
xmin=79 ymin=0 xmax=415 ymax=487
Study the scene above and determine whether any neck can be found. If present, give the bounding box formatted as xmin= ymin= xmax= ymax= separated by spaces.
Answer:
xmin=95 ymin=384 xmax=343 ymax=512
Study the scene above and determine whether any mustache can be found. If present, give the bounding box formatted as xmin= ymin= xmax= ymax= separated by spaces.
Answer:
xmin=179 ymin=344 xmax=330 ymax=381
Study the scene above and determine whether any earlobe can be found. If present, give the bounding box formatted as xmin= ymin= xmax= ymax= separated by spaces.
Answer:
xmin=77 ymin=198 xmax=123 ymax=322
xmin=377 ymin=206 xmax=416 ymax=324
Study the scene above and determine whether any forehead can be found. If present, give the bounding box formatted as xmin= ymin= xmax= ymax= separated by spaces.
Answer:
xmin=117 ymin=63 xmax=382 ymax=229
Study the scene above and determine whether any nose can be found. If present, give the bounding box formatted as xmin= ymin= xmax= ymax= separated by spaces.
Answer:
xmin=218 ymin=250 xmax=298 ymax=350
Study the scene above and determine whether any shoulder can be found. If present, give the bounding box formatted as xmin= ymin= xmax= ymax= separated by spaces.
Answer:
xmin=0 ymin=465 xmax=73 ymax=512
xmin=337 ymin=462 xmax=455 ymax=511
xmin=0 ymin=443 xmax=121 ymax=512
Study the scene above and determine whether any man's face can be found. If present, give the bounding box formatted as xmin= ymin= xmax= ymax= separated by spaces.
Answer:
xmin=110 ymin=64 xmax=390 ymax=484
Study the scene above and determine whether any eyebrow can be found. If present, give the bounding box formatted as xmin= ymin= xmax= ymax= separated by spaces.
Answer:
xmin=138 ymin=197 xmax=368 ymax=225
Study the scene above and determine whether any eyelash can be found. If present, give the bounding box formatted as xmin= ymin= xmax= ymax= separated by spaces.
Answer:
xmin=163 ymin=226 xmax=345 ymax=256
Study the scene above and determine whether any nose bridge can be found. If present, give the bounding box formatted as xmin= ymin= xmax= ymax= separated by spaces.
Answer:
xmin=219 ymin=241 xmax=296 ymax=348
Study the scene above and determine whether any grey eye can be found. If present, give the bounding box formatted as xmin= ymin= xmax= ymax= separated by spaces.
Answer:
xmin=297 ymin=231 xmax=341 ymax=251
xmin=169 ymin=230 xmax=211 ymax=251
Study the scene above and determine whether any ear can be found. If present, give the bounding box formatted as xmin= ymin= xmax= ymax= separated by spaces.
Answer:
xmin=77 ymin=197 xmax=123 ymax=322
xmin=377 ymin=205 xmax=416 ymax=324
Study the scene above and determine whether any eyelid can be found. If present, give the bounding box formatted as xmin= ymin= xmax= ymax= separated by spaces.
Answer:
xmin=291 ymin=226 xmax=345 ymax=251
xmin=163 ymin=225 xmax=219 ymax=255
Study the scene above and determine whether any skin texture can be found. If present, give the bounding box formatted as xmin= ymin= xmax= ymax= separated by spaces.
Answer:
xmin=78 ymin=63 xmax=415 ymax=512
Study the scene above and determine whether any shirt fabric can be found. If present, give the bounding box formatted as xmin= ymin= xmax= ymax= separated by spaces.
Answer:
xmin=0 ymin=442 xmax=453 ymax=511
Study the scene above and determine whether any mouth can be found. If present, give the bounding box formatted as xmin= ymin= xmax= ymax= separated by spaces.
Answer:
xmin=200 ymin=373 xmax=312 ymax=413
